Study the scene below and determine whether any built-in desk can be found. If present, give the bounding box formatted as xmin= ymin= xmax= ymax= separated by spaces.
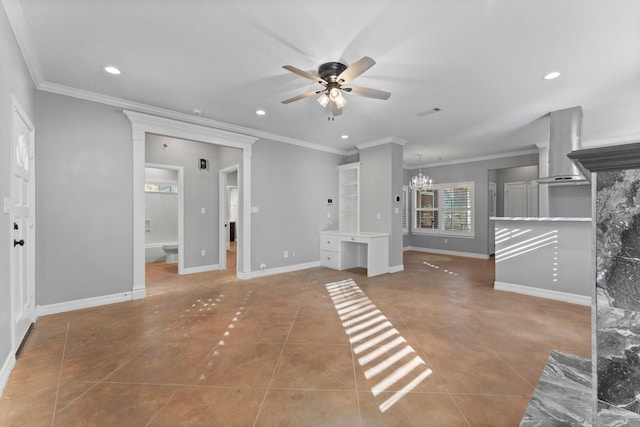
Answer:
xmin=319 ymin=231 xmax=389 ymax=277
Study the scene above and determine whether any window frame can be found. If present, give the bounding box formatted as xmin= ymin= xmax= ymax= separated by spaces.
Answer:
xmin=412 ymin=181 xmax=475 ymax=238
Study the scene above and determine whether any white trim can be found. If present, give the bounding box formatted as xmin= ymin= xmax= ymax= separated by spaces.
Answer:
xmin=36 ymin=292 xmax=133 ymax=317
xmin=237 ymin=261 xmax=321 ymax=280
xmin=403 ymin=148 xmax=539 ymax=169
xmin=389 ymin=264 xmax=404 ymax=273
xmin=36 ymin=82 xmax=350 ymax=156
xmin=411 ymin=181 xmax=475 ymax=238
xmin=356 ymin=136 xmax=407 ymax=150
xmin=0 ymin=352 xmax=16 ymax=397
xmin=132 ymin=288 xmax=146 ymax=300
xmin=494 ymin=281 xmax=591 ymax=306
xmin=1 ymin=0 xmax=44 ymax=86
xmin=125 ymin=111 xmax=255 ymax=298
xmin=181 ymin=264 xmax=220 ymax=275
xmin=407 ymin=246 xmax=489 ymax=259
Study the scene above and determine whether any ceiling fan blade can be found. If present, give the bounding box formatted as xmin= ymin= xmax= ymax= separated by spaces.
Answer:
xmin=282 ymin=65 xmax=327 ymax=85
xmin=281 ymin=90 xmax=321 ymax=104
xmin=345 ymin=86 xmax=391 ymax=100
xmin=337 ymin=56 xmax=376 ymax=84
xmin=332 ymin=102 xmax=343 ymax=116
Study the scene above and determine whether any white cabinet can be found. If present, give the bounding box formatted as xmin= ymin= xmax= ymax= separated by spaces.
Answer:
xmin=339 ymin=162 xmax=359 ymax=233
xmin=319 ymin=231 xmax=389 ymax=277
xmin=320 ymin=233 xmax=341 ymax=270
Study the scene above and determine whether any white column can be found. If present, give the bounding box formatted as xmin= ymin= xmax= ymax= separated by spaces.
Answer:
xmin=131 ymin=127 xmax=146 ymax=299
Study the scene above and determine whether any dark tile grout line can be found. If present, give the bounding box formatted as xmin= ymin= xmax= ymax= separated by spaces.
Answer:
xmin=50 ymin=321 xmax=70 ymax=427
xmin=251 ymin=278 xmax=308 ymax=427
xmin=145 ymin=290 xmax=251 ymax=427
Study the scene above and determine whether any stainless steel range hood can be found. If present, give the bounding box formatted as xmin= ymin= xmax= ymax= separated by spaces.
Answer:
xmin=537 ymin=106 xmax=588 ymax=185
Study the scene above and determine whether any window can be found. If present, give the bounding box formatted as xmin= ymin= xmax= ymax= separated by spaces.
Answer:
xmin=145 ymin=183 xmax=177 ymax=193
xmin=413 ymin=182 xmax=474 ymax=237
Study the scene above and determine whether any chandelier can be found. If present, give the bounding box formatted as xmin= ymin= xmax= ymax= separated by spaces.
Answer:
xmin=409 ymin=154 xmax=433 ymax=191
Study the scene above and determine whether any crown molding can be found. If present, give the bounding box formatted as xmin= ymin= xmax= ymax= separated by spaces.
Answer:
xmin=2 ymin=0 xmax=44 ymax=86
xmin=356 ymin=136 xmax=407 ymax=151
xmin=123 ymin=110 xmax=258 ymax=149
xmin=37 ymin=81 xmax=352 ymax=157
xmin=581 ymin=134 xmax=640 ymax=149
xmin=402 ymin=148 xmax=539 ymax=169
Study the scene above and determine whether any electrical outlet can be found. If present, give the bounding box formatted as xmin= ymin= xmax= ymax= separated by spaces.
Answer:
xmin=444 ymin=239 xmax=448 ymax=244
xmin=201 ymin=249 xmax=206 ymax=256
xmin=284 ymin=250 xmax=288 ymax=258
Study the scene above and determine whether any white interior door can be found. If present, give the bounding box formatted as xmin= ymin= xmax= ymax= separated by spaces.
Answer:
xmin=10 ymin=98 xmax=36 ymax=352
xmin=504 ymin=182 xmax=527 ymax=217
xmin=526 ymin=181 xmax=539 ymax=217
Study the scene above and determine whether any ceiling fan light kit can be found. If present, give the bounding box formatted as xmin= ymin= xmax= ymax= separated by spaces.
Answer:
xmin=282 ymin=56 xmax=390 ymax=117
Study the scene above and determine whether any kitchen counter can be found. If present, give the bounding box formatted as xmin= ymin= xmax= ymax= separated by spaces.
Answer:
xmin=491 ymin=217 xmax=591 ymax=222
xmin=492 ymin=217 xmax=592 ymax=305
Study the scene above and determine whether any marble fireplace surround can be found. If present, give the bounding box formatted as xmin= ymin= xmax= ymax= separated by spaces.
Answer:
xmin=569 ymin=142 xmax=640 ymax=425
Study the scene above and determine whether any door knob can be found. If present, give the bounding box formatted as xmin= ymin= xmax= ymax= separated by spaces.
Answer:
xmin=13 ymin=239 xmax=24 ymax=247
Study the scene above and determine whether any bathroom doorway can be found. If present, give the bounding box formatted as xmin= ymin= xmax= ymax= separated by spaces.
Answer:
xmin=144 ymin=164 xmax=184 ymax=274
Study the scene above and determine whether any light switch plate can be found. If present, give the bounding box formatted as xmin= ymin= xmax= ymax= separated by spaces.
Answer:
xmin=3 ymin=197 xmax=9 ymax=214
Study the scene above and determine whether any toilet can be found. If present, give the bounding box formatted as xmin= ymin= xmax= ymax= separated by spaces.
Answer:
xmin=162 ymin=244 xmax=178 ymax=264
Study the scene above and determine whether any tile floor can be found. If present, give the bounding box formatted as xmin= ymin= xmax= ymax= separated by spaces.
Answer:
xmin=0 ymin=249 xmax=591 ymax=426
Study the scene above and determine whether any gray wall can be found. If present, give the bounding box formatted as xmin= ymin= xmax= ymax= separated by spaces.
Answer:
xmin=359 ymin=143 xmax=404 ymax=268
xmin=0 ymin=5 xmax=36 ymax=383
xmin=549 ymin=185 xmax=591 ymax=217
xmin=144 ymin=192 xmax=178 ymax=244
xmin=407 ymin=154 xmax=539 ymax=256
xmin=251 ymin=139 xmax=343 ymax=270
xmin=146 ymin=134 xmax=242 ymax=268
xmin=36 ymin=91 xmax=133 ymax=305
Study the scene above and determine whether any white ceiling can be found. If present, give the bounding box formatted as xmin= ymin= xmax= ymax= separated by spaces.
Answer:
xmin=8 ymin=0 xmax=640 ymax=166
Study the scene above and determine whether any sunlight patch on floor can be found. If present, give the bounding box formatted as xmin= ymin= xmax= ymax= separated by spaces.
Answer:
xmin=326 ymin=279 xmax=432 ymax=413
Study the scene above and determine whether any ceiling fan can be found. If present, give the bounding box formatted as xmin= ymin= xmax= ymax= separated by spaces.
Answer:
xmin=281 ymin=56 xmax=391 ymax=117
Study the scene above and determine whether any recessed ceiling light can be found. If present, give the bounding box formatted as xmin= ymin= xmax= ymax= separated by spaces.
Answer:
xmin=104 ymin=65 xmax=121 ymax=75
xmin=543 ymin=71 xmax=560 ymax=80
xmin=341 ymin=135 xmax=349 ymax=139
xmin=256 ymin=109 xmax=266 ymax=116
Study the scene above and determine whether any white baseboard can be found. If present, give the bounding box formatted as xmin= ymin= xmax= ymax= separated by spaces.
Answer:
xmin=132 ymin=288 xmax=146 ymax=300
xmin=36 ymin=292 xmax=133 ymax=317
xmin=389 ymin=264 xmax=404 ymax=273
xmin=181 ymin=264 xmax=219 ymax=275
xmin=407 ymin=246 xmax=489 ymax=260
xmin=237 ymin=261 xmax=320 ymax=280
xmin=0 ymin=352 xmax=16 ymax=397
xmin=494 ymin=281 xmax=592 ymax=306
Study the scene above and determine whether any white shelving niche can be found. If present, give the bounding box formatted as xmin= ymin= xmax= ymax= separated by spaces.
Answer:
xmin=338 ymin=162 xmax=360 ymax=233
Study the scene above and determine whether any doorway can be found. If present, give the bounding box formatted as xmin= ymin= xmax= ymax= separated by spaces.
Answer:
xmin=219 ymin=165 xmax=239 ymax=271
xmin=144 ymin=164 xmax=184 ymax=274
xmin=10 ymin=96 xmax=36 ymax=353
xmin=125 ymin=110 xmax=257 ymax=299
